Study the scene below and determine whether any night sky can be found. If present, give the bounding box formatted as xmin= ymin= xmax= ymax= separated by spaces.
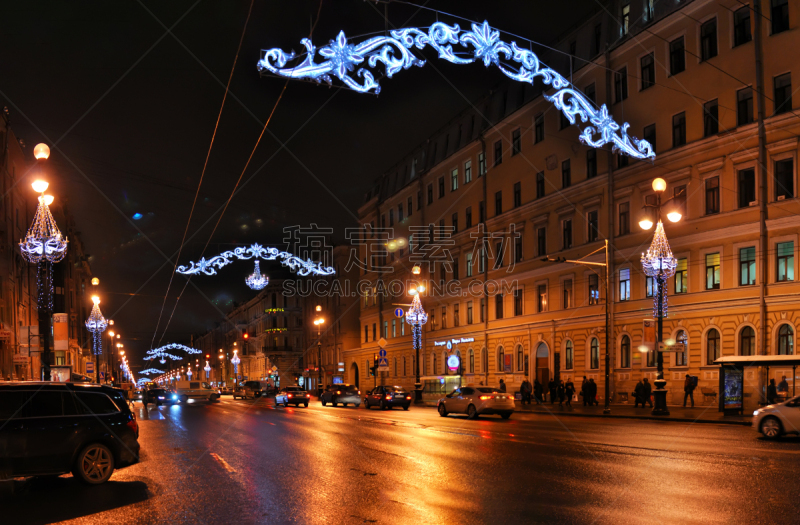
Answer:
xmin=1 ymin=0 xmax=596 ymax=364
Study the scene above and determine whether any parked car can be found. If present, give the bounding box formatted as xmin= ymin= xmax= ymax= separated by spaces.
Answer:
xmin=172 ymin=381 xmax=220 ymax=404
xmin=364 ymin=385 xmax=412 ymax=410
xmin=320 ymin=384 xmax=361 ymax=407
xmin=219 ymin=386 xmax=233 ymax=395
xmin=0 ymin=382 xmax=140 ymax=484
xmin=752 ymin=394 xmax=800 ymax=438
xmin=437 ymin=386 xmax=515 ymax=419
xmin=143 ymin=388 xmax=173 ymax=406
xmin=275 ymin=386 xmax=311 ymax=407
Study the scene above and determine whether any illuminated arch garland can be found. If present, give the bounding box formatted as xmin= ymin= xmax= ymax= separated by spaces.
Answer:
xmin=150 ymin=343 xmax=203 ymax=355
xmin=140 ymin=368 xmax=165 ymax=375
xmin=176 ymin=243 xmax=335 ymax=278
xmin=258 ymin=21 xmax=655 ymax=160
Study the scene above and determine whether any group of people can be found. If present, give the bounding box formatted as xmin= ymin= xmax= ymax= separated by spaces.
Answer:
xmin=518 ymin=377 xmax=599 ymax=407
xmin=766 ymin=375 xmax=791 ymax=404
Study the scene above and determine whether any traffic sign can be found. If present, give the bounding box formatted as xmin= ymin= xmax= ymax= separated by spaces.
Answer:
xmin=378 ymin=337 xmax=387 ymax=348
xmin=394 ymin=308 xmax=404 ymax=318
xmin=378 ymin=348 xmax=387 ymax=358
xmin=86 ymin=362 xmax=94 ymax=373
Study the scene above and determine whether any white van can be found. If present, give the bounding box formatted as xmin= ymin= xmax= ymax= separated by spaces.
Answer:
xmin=174 ymin=381 xmax=220 ymax=403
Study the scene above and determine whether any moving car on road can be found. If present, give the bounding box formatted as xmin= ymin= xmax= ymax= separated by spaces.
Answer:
xmin=233 ymin=381 xmax=268 ymax=400
xmin=143 ymin=388 xmax=173 ymax=406
xmin=320 ymin=384 xmax=361 ymax=407
xmin=172 ymin=381 xmax=220 ymax=404
xmin=437 ymin=386 xmax=515 ymax=419
xmin=275 ymin=386 xmax=311 ymax=407
xmin=0 ymin=382 xmax=140 ymax=484
xmin=364 ymin=385 xmax=412 ymax=410
xmin=753 ymin=394 xmax=800 ymax=438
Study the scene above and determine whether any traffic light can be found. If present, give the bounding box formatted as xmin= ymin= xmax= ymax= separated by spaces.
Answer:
xmin=369 ymin=358 xmax=378 ymax=377
xmin=243 ymin=332 xmax=249 ymax=340
xmin=206 ymin=354 xmax=210 ymax=359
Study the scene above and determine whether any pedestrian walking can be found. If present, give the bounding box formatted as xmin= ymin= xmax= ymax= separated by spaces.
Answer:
xmin=683 ymin=374 xmax=695 ymax=407
xmin=767 ymin=378 xmax=778 ymax=404
xmin=533 ymin=379 xmax=543 ymax=404
xmin=588 ymin=378 xmax=598 ymax=406
xmin=499 ymin=379 xmax=507 ymax=393
xmin=565 ymin=378 xmax=575 ymax=407
xmin=634 ymin=379 xmax=645 ymax=408
xmin=642 ymin=378 xmax=653 ymax=408
xmin=557 ymin=380 xmax=565 ymax=406
xmin=548 ymin=379 xmax=557 ymax=405
xmin=521 ymin=379 xmax=532 ymax=405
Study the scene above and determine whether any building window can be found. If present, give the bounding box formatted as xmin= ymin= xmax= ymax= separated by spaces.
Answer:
xmin=619 ymin=268 xmax=630 ymax=301
xmin=537 ymin=227 xmax=547 ymax=256
xmin=451 ymin=168 xmax=458 ymax=191
xmin=373 ymin=323 xmax=377 ymax=340
xmin=534 ymin=113 xmax=544 ymax=143
xmin=700 ymin=18 xmax=717 ymax=61
xmin=643 ymin=124 xmax=656 ymax=153
xmin=392 ymin=319 xmax=397 ymax=338
xmin=705 ymin=252 xmax=721 ymax=289
xmin=536 ymin=171 xmax=545 ymax=198
xmin=513 ymin=181 xmax=521 ymax=208
xmin=494 ymin=140 xmax=502 ymax=166
xmin=643 ymin=0 xmax=654 ymax=22
xmin=466 ymin=252 xmax=473 ymax=277
xmin=777 ymin=241 xmax=794 ymax=281
xmin=618 ymin=153 xmax=629 ymax=169
xmin=514 ymin=288 xmax=523 ymax=316
xmin=619 ymin=202 xmax=630 ymax=236
xmin=480 ymin=298 xmax=485 ymax=323
xmin=733 ymin=6 xmax=752 ymax=46
xmin=516 ymin=345 xmax=524 ymax=372
xmin=675 ymin=330 xmax=688 ymax=366
xmin=427 ymin=183 xmax=433 ymax=204
xmin=563 ymin=279 xmax=573 ymax=309
xmin=740 ymin=246 xmax=756 ymax=286
xmin=467 ymin=301 xmax=473 ymax=324
xmin=621 ymin=4 xmax=630 ymax=35
xmin=772 ymin=0 xmax=789 ymax=34
xmin=774 ymin=73 xmax=792 ymax=115
xmin=738 ymin=168 xmax=756 ymax=208
xmin=587 ymin=210 xmax=599 ymax=243
xmin=737 ymin=87 xmax=754 ymax=126
xmin=614 ymin=67 xmax=628 ymax=102
xmin=469 ymin=349 xmax=474 ymax=373
xmin=778 ymin=324 xmax=794 ymax=355
xmin=620 ymin=335 xmax=631 ymax=368
xmin=464 ymin=160 xmax=472 ymax=184
xmin=389 ymin=209 xmax=394 ymax=227
xmin=537 ymin=284 xmax=547 ymax=312
xmin=565 ymin=340 xmax=574 ymax=370
xmin=640 ymin=53 xmax=655 ymax=90
xmin=586 ymin=149 xmax=597 ymax=179
xmin=454 ymin=303 xmax=460 ymax=327
xmin=465 ymin=207 xmax=472 ymax=229
xmin=512 ymin=128 xmax=521 ymax=155
xmin=590 ymin=338 xmax=600 ymax=369
xmin=646 ymin=276 xmax=655 ymax=298
xmin=398 ymin=203 xmax=404 ymax=222
xmin=562 ymin=159 xmax=571 ymax=188
xmin=775 ymin=158 xmax=794 ymax=200
xmin=478 ymin=201 xmax=485 ymax=223
xmin=589 ymin=274 xmax=600 ymax=305
xmin=452 ymin=212 xmax=458 ymax=234
xmin=479 ymin=246 xmax=486 ymax=273
xmin=497 ymin=347 xmax=506 ymax=373
xmin=675 ymin=258 xmax=688 ymax=294
xmin=441 ymin=306 xmax=447 ymax=329
xmin=478 ymin=152 xmax=486 ymax=176
xmin=705 ymin=176 xmax=720 ymax=215
xmin=364 ymin=325 xmax=369 ymax=342
xmin=515 ymin=236 xmax=523 ymax=263
xmin=706 ymin=328 xmax=721 ymax=364
xmin=383 ymin=321 xmax=388 ymax=338
xmin=585 ymin=83 xmax=596 ymax=104
xmin=562 ymin=219 xmax=572 ymax=249
xmin=593 ymin=23 xmax=602 ymax=55
xmin=438 ymin=176 xmax=445 ymax=198
xmin=740 ymin=326 xmax=756 ymax=356
xmin=494 ymin=241 xmax=504 ymax=269
xmin=669 ymin=37 xmax=685 ymax=75
xmin=495 ymin=191 xmax=502 ymax=216
xmin=495 ymin=294 xmax=504 ymax=319
xmin=672 ymin=112 xmax=686 ymax=147
xmin=703 ymin=99 xmax=719 ymax=137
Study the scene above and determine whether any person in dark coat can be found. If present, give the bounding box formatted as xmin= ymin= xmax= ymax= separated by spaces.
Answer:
xmin=520 ymin=380 xmax=532 ymax=405
xmin=588 ymin=378 xmax=598 ymax=406
xmin=564 ymin=378 xmax=575 ymax=407
xmin=499 ymin=379 xmax=507 ymax=393
xmin=533 ymin=379 xmax=543 ymax=404
xmin=642 ymin=378 xmax=653 ymax=408
xmin=581 ymin=376 xmax=589 ymax=406
xmin=683 ymin=374 xmax=695 ymax=407
xmin=767 ymin=378 xmax=778 ymax=404
xmin=557 ymin=381 xmax=565 ymax=406
xmin=634 ymin=379 xmax=645 ymax=408
xmin=548 ymin=379 xmax=557 ymax=404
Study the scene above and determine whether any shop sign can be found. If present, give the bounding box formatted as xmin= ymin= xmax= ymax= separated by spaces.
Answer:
xmin=13 ymin=354 xmax=28 ymax=364
xmin=447 ymin=354 xmax=460 ymax=371
xmin=723 ymin=367 xmax=744 ymax=411
xmin=434 ymin=337 xmax=475 ymax=348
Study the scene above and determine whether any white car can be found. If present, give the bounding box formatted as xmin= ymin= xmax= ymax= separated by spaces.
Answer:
xmin=173 ymin=381 xmax=220 ymax=404
xmin=752 ymin=395 xmax=800 ymax=438
xmin=437 ymin=386 xmax=515 ymax=419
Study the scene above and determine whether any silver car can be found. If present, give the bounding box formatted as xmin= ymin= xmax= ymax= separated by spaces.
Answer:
xmin=752 ymin=395 xmax=800 ymax=438
xmin=437 ymin=386 xmax=515 ymax=419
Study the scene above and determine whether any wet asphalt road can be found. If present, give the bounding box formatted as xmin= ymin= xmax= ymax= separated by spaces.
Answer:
xmin=3 ymin=395 xmax=799 ymax=525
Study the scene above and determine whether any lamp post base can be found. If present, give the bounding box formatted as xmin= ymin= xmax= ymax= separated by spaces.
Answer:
xmin=651 ymin=379 xmax=670 ymax=416
xmin=414 ymin=383 xmax=423 ymax=404
xmin=602 ymin=407 xmax=611 ymax=415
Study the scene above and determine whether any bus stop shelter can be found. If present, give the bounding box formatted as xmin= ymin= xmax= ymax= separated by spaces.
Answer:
xmin=714 ymin=355 xmax=800 ymax=415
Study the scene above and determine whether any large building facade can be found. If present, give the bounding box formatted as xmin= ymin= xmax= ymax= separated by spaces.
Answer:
xmin=344 ymin=0 xmax=799 ymax=411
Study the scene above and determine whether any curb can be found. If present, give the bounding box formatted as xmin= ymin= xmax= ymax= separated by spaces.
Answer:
xmin=513 ymin=408 xmax=751 ymax=426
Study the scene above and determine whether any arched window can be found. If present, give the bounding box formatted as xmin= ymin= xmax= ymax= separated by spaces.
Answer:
xmin=675 ymin=330 xmax=688 ymax=366
xmin=565 ymin=341 xmax=574 ymax=370
xmin=517 ymin=346 xmax=524 ymax=371
xmin=498 ymin=346 xmax=505 ymax=373
xmin=481 ymin=349 xmax=488 ymax=373
xmin=778 ymin=324 xmax=794 ymax=355
xmin=706 ymin=328 xmax=721 ymax=364
xmin=620 ymin=335 xmax=631 ymax=368
xmin=590 ymin=338 xmax=599 ymax=369
xmin=469 ymin=349 xmax=475 ymax=373
xmin=740 ymin=327 xmax=755 ymax=356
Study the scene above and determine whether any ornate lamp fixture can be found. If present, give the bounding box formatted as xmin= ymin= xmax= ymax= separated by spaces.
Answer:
xmin=85 ymin=296 xmax=108 ymax=364
xmin=640 ymin=220 xmax=678 ymax=318
xmin=231 ymin=349 xmax=241 ymax=375
xmin=245 ymin=260 xmax=268 ymax=290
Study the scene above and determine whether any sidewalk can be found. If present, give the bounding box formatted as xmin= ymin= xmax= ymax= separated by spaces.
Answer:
xmin=513 ymin=401 xmax=752 ymax=425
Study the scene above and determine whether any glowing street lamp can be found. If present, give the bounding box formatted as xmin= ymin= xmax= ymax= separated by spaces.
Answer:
xmin=406 ymin=284 xmax=428 ymax=403
xmin=85 ymin=295 xmax=107 ymax=383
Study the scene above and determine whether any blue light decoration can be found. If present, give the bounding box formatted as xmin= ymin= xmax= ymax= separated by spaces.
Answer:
xmin=140 ymin=368 xmax=165 ymax=375
xmin=641 ymin=220 xmax=678 ymax=319
xmin=150 ymin=343 xmax=203 ymax=355
xmin=245 ymin=260 xmax=269 ymax=290
xmin=176 ymin=243 xmax=335 ymax=278
xmin=132 ymin=213 xmax=143 ymax=220
xmin=231 ymin=349 xmax=241 ymax=375
xmin=84 ymin=298 xmax=108 ymax=356
xmin=258 ymin=21 xmax=655 ymax=160
xmin=204 ymin=360 xmax=211 ymax=379
xmin=405 ymin=293 xmax=428 ymax=351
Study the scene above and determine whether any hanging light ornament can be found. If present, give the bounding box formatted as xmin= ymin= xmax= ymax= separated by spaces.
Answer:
xmin=640 ymin=221 xmax=678 ymax=318
xmin=187 ymin=368 xmax=192 ymax=379
xmin=245 ymin=260 xmax=269 ymax=290
xmin=84 ymin=296 xmax=108 ymax=357
xmin=19 ymin=183 xmax=68 ymax=265
xmin=231 ymin=349 xmax=241 ymax=375
xmin=204 ymin=360 xmax=211 ymax=379
xmin=405 ymin=292 xmax=429 ymax=351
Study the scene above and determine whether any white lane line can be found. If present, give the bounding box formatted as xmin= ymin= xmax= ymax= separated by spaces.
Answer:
xmin=209 ymin=452 xmax=235 ymax=472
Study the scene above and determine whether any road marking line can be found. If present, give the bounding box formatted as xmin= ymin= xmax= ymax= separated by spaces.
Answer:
xmin=209 ymin=452 xmax=235 ymax=473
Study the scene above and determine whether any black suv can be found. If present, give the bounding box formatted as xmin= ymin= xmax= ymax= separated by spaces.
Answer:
xmin=364 ymin=385 xmax=412 ymax=410
xmin=0 ymin=382 xmax=140 ymax=484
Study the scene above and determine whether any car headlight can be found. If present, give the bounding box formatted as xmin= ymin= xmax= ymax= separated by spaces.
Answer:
xmin=753 ymin=410 xmax=760 ymax=416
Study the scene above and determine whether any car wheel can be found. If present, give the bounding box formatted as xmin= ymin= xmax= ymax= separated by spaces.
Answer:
xmin=73 ymin=443 xmax=115 ymax=485
xmin=467 ymin=404 xmax=478 ymax=419
xmin=438 ymin=404 xmax=447 ymax=417
xmin=364 ymin=399 xmax=370 ymax=409
xmin=332 ymin=402 xmax=338 ymax=407
xmin=380 ymin=401 xmax=386 ymax=410
xmin=321 ymin=399 xmax=327 ymax=406
xmin=181 ymin=396 xmax=189 ymax=404
xmin=760 ymin=416 xmax=782 ymax=439
xmin=304 ymin=403 xmax=309 ymax=407
xmin=284 ymin=401 xmax=289 ymax=408
xmin=501 ymin=412 xmax=512 ymax=419
xmin=355 ymin=404 xmax=360 ymax=408
xmin=403 ymin=405 xmax=409 ymax=411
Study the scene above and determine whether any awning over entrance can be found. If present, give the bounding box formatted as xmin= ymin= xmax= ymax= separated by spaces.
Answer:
xmin=714 ymin=355 xmax=800 ymax=366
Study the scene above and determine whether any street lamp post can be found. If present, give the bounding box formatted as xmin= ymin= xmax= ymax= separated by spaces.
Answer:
xmin=406 ymin=283 xmax=428 ymax=404
xmin=314 ymin=305 xmax=324 ymax=395
xmin=18 ymin=144 xmax=68 ymax=381
xmin=639 ymin=177 xmax=683 ymax=416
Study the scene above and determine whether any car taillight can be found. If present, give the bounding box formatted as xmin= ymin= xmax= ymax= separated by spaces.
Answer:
xmin=358 ymin=391 xmax=361 ymax=395
xmin=287 ymin=393 xmax=293 ymax=398
xmin=386 ymin=395 xmax=392 ymax=400
xmin=306 ymin=394 xmax=311 ymax=397
xmin=127 ymin=415 xmax=139 ymax=437
xmin=405 ymin=396 xmax=411 ymax=400
xmin=336 ymin=391 xmax=341 ymax=395
xmin=480 ymin=395 xmax=493 ymax=400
